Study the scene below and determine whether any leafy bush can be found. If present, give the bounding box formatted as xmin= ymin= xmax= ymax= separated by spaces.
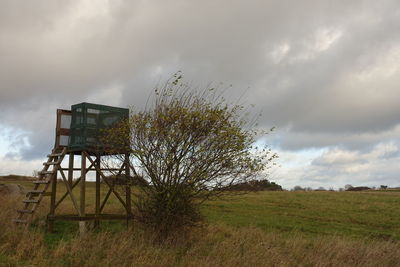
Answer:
xmin=102 ymin=77 xmax=277 ymax=238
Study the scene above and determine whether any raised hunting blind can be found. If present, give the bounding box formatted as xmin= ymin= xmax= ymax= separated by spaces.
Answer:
xmin=68 ymin=103 xmax=129 ymax=153
xmin=15 ymin=103 xmax=132 ymax=233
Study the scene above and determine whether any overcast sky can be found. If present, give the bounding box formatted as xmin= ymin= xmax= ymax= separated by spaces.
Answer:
xmin=0 ymin=0 xmax=399 ymax=189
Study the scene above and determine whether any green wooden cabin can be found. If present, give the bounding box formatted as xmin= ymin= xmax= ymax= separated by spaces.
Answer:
xmin=55 ymin=102 xmax=129 ymax=155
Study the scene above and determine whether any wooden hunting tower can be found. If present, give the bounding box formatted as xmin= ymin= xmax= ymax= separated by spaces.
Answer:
xmin=15 ymin=103 xmax=132 ymax=232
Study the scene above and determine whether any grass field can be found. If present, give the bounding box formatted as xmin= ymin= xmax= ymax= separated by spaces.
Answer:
xmin=204 ymin=191 xmax=400 ymax=240
xmin=1 ymin=178 xmax=400 ymax=266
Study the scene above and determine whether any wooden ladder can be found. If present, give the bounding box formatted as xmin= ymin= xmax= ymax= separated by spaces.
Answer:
xmin=14 ymin=147 xmax=67 ymax=224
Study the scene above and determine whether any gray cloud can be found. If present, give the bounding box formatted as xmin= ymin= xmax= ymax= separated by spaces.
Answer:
xmin=274 ymin=124 xmax=400 ymax=151
xmin=0 ymin=0 xmax=399 ymax=187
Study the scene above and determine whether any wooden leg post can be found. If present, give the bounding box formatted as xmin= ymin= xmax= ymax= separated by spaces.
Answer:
xmin=68 ymin=153 xmax=74 ymax=186
xmin=95 ymin=155 xmax=101 ymax=228
xmin=48 ymin=171 xmax=57 ymax=232
xmin=125 ymin=153 xmax=132 ymax=227
xmin=79 ymin=152 xmax=86 ymax=235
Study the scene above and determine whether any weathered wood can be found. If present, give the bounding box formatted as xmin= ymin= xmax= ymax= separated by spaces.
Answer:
xmin=59 ymin=128 xmax=70 ymax=136
xmin=54 ymin=109 xmax=72 ymax=149
xmin=100 ymin=188 xmax=112 ymax=213
xmin=55 ymin=177 xmax=81 ymax=208
xmin=95 ymin=155 xmax=101 ymax=228
xmin=84 ymin=151 xmax=128 ymax=209
xmin=80 ymin=151 xmax=87 ymax=234
xmin=16 ymin=137 xmax=131 ymax=230
xmin=57 ymin=165 xmax=81 ymax=215
xmin=17 ymin=209 xmax=33 ymax=214
xmin=68 ymin=153 xmax=74 ymax=186
xmin=125 ymin=153 xmax=132 ymax=227
xmin=48 ymin=165 xmax=58 ymax=232
xmin=60 ymin=168 xmax=121 ymax=171
xmin=53 ymin=158 xmax=94 ymax=209
xmin=48 ymin=153 xmax=63 ymax=157
xmin=27 ymin=190 xmax=45 ymax=194
xmin=33 ymin=180 xmax=50 ymax=184
xmin=48 ymin=214 xmax=134 ymax=221
xmin=23 ymin=199 xmax=39 ymax=203
xmin=43 ymin=162 xmax=58 ymax=165
xmin=15 ymin=148 xmax=66 ymax=226
xmin=39 ymin=171 xmax=55 ymax=175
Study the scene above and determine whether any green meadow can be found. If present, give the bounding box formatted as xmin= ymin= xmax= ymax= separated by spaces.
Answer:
xmin=203 ymin=191 xmax=400 ymax=240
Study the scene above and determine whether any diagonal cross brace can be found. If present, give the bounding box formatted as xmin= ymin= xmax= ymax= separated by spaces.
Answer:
xmin=54 ymin=160 xmax=94 ymax=209
xmin=56 ymin=165 xmax=81 ymax=216
xmin=83 ymin=152 xmax=130 ymax=213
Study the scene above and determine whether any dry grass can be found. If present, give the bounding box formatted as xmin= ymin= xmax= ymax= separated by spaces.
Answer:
xmin=1 ymin=194 xmax=400 ymax=266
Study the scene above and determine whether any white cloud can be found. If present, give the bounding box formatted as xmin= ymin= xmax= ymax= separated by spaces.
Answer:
xmin=274 ymin=142 xmax=400 ymax=189
xmin=314 ymin=28 xmax=342 ymax=52
xmin=312 ymin=148 xmax=362 ymax=166
xmin=0 ymin=156 xmax=42 ymax=176
xmin=281 ymin=27 xmax=343 ymax=64
xmin=270 ymin=42 xmax=291 ymax=64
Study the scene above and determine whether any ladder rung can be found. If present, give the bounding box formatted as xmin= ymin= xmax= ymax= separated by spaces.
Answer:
xmin=48 ymin=153 xmax=63 ymax=157
xmin=38 ymin=171 xmax=55 ymax=175
xmin=15 ymin=148 xmax=66 ymax=226
xmin=27 ymin=190 xmax=44 ymax=194
xmin=44 ymin=162 xmax=58 ymax=165
xmin=23 ymin=199 xmax=39 ymax=203
xmin=17 ymin=209 xmax=33 ymax=214
xmin=33 ymin=180 xmax=50 ymax=184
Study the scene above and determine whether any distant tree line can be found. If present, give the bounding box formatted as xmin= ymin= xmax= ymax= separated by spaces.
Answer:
xmin=221 ymin=179 xmax=282 ymax=191
xmin=291 ymin=184 xmax=393 ymax=192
